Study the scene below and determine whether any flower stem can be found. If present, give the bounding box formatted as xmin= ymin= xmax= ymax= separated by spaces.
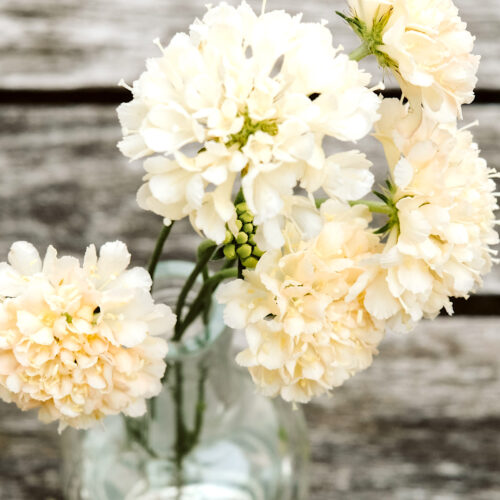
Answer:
xmin=148 ymin=223 xmax=175 ymax=281
xmin=174 ymin=240 xmax=217 ymax=337
xmin=171 ymin=361 xmax=208 ymax=487
xmin=349 ymin=43 xmax=372 ymax=62
xmin=124 ymin=416 xmax=159 ymax=459
xmin=174 ymin=267 xmax=238 ymax=341
xmin=173 ymin=361 xmax=186 ymax=484
xmin=350 ymin=200 xmax=393 ymax=214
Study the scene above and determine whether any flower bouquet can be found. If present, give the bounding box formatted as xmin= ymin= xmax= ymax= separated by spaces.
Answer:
xmin=0 ymin=0 xmax=497 ymax=498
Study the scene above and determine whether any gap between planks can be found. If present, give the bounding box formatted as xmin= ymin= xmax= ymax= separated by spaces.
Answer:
xmin=1 ymin=88 xmax=500 ymax=106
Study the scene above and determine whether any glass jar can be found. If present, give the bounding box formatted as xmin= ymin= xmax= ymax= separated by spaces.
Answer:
xmin=61 ymin=261 xmax=310 ymax=500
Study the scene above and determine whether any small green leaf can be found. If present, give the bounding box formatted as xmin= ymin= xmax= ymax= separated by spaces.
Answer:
xmin=374 ymin=191 xmax=389 ymax=203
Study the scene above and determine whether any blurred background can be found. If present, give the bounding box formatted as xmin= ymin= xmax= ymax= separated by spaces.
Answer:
xmin=0 ymin=0 xmax=499 ymax=498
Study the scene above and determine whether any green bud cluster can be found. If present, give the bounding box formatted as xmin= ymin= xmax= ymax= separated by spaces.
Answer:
xmin=223 ymin=202 xmax=265 ymax=269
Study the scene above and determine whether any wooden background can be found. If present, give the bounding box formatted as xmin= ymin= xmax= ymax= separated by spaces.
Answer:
xmin=0 ymin=1 xmax=499 ymax=499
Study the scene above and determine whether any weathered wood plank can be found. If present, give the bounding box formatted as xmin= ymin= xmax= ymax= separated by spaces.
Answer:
xmin=1 ymin=103 xmax=498 ymax=292
xmin=0 ymin=316 xmax=499 ymax=499
xmin=306 ymin=316 xmax=500 ymax=499
xmin=0 ymin=0 xmax=499 ymax=90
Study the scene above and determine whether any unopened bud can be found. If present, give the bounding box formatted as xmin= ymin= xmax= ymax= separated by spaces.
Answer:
xmin=236 ymin=232 xmax=248 ymax=244
xmin=224 ymin=229 xmax=234 ymax=245
xmin=240 ymin=211 xmax=253 ymax=223
xmin=236 ymin=244 xmax=252 ymax=260
xmin=223 ymin=244 xmax=236 ymax=260
xmin=242 ymin=256 xmax=258 ymax=268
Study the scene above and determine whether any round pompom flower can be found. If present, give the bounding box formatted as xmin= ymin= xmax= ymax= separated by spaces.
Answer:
xmin=0 ymin=241 xmax=175 ymax=431
xmin=118 ymin=1 xmax=380 ymax=243
xmin=344 ymin=0 xmax=479 ymax=121
xmin=366 ymin=99 xmax=499 ymax=326
xmin=217 ymin=201 xmax=387 ymax=403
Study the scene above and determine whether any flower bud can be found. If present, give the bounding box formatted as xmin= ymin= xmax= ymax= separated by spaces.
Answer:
xmin=240 ymin=212 xmax=253 ymax=223
xmin=223 ymin=244 xmax=237 ymax=260
xmin=236 ymin=232 xmax=248 ymax=245
xmin=223 ymin=229 xmax=234 ymax=245
xmin=242 ymin=256 xmax=258 ymax=268
xmin=236 ymin=244 xmax=252 ymax=260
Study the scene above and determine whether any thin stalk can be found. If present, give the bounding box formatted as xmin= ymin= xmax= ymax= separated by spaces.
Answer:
xmin=124 ymin=416 xmax=159 ymax=459
xmin=202 ymin=260 xmax=235 ymax=325
xmin=174 ymin=240 xmax=217 ymax=336
xmin=350 ymin=200 xmax=393 ymax=214
xmin=173 ymin=362 xmax=186 ymax=486
xmin=191 ymin=365 xmax=207 ymax=442
xmin=148 ymin=223 xmax=175 ymax=281
xmin=201 ymin=264 xmax=211 ymax=325
xmin=170 ymin=362 xmax=209 ymax=488
xmin=349 ymin=43 xmax=372 ymax=61
xmin=175 ymin=267 xmax=238 ymax=340
xmin=202 ymin=266 xmax=209 ymax=283
xmin=202 ymin=294 xmax=212 ymax=326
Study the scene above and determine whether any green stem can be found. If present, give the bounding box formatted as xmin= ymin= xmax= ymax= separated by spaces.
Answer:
xmin=170 ymin=362 xmax=209 ymax=487
xmin=174 ymin=240 xmax=217 ymax=336
xmin=201 ymin=260 xmax=235 ymax=326
xmin=174 ymin=268 xmax=238 ymax=341
xmin=148 ymin=223 xmax=175 ymax=281
xmin=349 ymin=43 xmax=372 ymax=62
xmin=191 ymin=365 xmax=207 ymax=443
xmin=173 ymin=362 xmax=186 ymax=485
xmin=202 ymin=294 xmax=212 ymax=326
xmin=124 ymin=416 xmax=159 ymax=459
xmin=202 ymin=267 xmax=209 ymax=283
xmin=350 ymin=200 xmax=393 ymax=215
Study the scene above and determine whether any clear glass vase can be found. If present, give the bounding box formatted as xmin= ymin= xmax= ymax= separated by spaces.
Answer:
xmin=61 ymin=261 xmax=310 ymax=500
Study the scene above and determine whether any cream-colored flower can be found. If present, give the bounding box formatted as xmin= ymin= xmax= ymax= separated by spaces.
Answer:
xmin=0 ymin=241 xmax=175 ymax=431
xmin=119 ymin=1 xmax=380 ymax=243
xmin=253 ymin=195 xmax=324 ymax=251
xmin=345 ymin=0 xmax=479 ymax=120
xmin=366 ymin=99 xmax=499 ymax=325
xmin=217 ymin=201 xmax=387 ymax=403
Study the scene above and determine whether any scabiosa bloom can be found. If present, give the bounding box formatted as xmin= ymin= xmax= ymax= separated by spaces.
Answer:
xmin=343 ymin=0 xmax=480 ymax=121
xmin=0 ymin=241 xmax=175 ymax=431
xmin=217 ymin=201 xmax=386 ymax=403
xmin=365 ymin=99 xmax=499 ymax=326
xmin=118 ymin=1 xmax=380 ymax=243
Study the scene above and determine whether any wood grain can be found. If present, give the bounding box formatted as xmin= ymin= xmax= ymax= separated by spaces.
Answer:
xmin=1 ymin=103 xmax=499 ymax=292
xmin=0 ymin=316 xmax=499 ymax=499
xmin=1 ymin=0 xmax=499 ymax=90
xmin=1 ymin=1 xmax=500 ymax=498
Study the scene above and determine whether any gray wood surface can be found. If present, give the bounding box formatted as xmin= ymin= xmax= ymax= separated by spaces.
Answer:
xmin=1 ymin=0 xmax=500 ymax=498
xmin=1 ymin=103 xmax=499 ymax=293
xmin=1 ymin=0 xmax=499 ymax=90
xmin=0 ymin=316 xmax=499 ymax=499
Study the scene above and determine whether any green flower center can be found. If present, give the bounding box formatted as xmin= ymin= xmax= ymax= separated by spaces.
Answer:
xmin=226 ymin=107 xmax=279 ymax=150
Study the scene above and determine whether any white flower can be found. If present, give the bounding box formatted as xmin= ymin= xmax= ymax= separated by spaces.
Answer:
xmin=0 ymin=241 xmax=175 ymax=431
xmin=367 ymin=99 xmax=499 ymax=325
xmin=119 ymin=1 xmax=380 ymax=243
xmin=217 ymin=201 xmax=387 ymax=403
xmin=346 ymin=0 xmax=480 ymax=121
xmin=253 ymin=195 xmax=324 ymax=251
xmin=300 ymin=150 xmax=375 ymax=202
